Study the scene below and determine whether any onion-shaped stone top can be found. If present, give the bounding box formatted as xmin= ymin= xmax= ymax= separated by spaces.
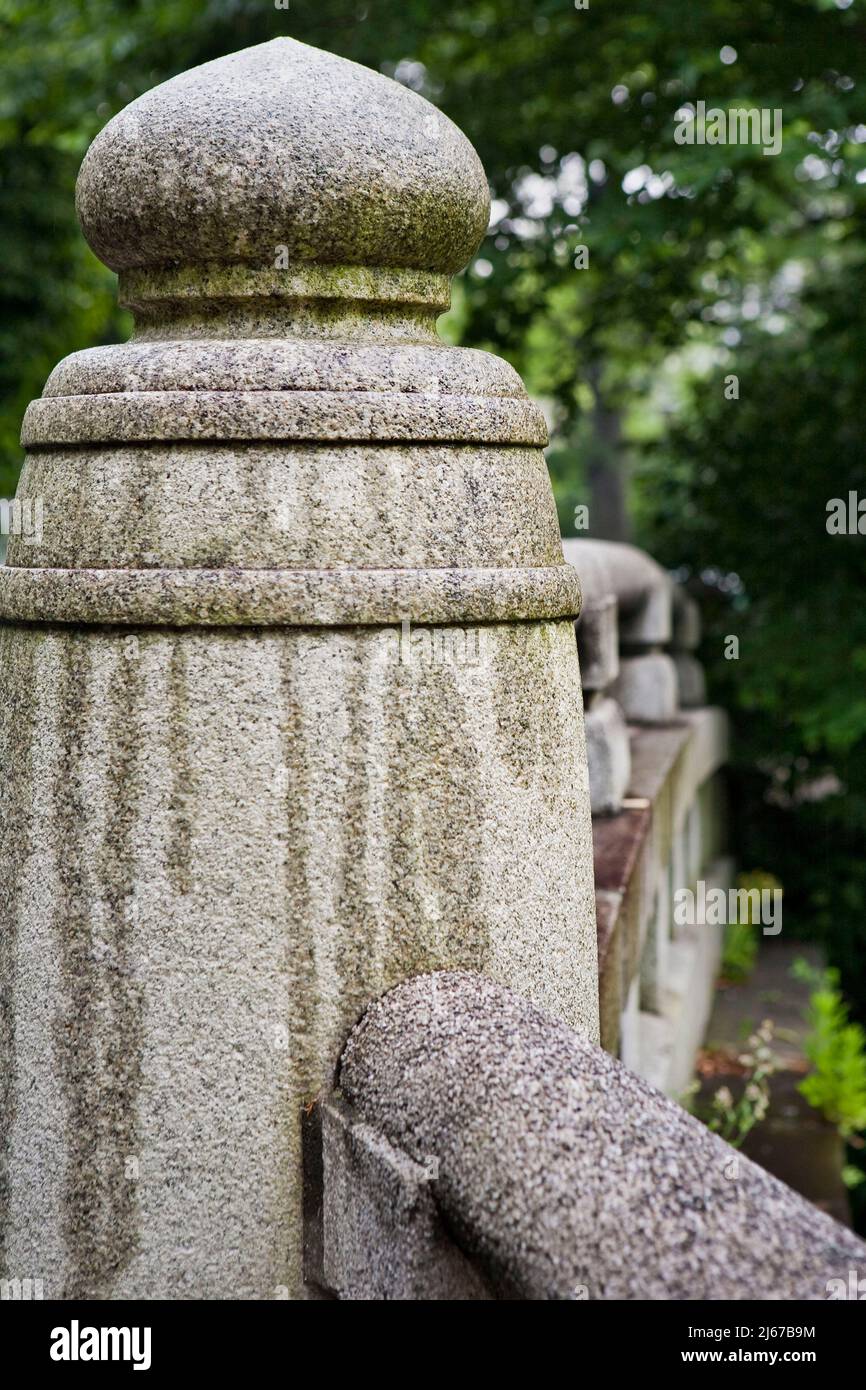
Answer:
xmin=76 ymin=37 xmax=490 ymax=277
xmin=1 ymin=37 xmax=582 ymax=630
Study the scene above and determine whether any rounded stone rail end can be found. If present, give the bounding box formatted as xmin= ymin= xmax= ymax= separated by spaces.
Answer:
xmin=315 ymin=971 xmax=866 ymax=1301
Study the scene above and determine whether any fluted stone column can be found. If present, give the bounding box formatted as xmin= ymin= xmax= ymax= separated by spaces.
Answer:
xmin=0 ymin=39 xmax=597 ymax=1299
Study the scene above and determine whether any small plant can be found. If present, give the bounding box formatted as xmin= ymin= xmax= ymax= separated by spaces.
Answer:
xmin=792 ymin=957 xmax=866 ymax=1140
xmin=694 ymin=1021 xmax=779 ymax=1148
xmin=720 ymin=917 xmax=758 ymax=984
xmin=719 ymin=870 xmax=781 ymax=984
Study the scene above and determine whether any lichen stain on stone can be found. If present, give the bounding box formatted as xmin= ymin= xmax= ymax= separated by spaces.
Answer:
xmin=416 ymin=655 xmax=489 ymax=972
xmin=51 ymin=632 xmax=139 ymax=1295
xmin=165 ymin=638 xmax=195 ymax=896
xmin=0 ymin=629 xmax=37 ymax=1275
xmin=331 ymin=633 xmax=389 ymax=1015
xmin=378 ymin=635 xmax=488 ymax=982
xmin=277 ymin=635 xmax=316 ymax=1092
xmin=492 ymin=621 xmax=572 ymax=788
xmin=98 ymin=635 xmax=146 ymax=1279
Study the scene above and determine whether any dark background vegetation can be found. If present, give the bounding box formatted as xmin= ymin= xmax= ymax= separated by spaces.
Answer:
xmin=2 ymin=0 xmax=865 ymax=1183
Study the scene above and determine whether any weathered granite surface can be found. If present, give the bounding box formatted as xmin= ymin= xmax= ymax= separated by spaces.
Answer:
xmin=0 ymin=37 xmax=597 ymax=1299
xmin=584 ymin=695 xmax=630 ymax=816
xmin=0 ymin=564 xmax=581 ymax=629
xmin=339 ymin=971 xmax=866 ymax=1300
xmin=316 ymin=1097 xmax=492 ymax=1299
xmin=9 ymin=443 xmax=561 ymax=572
xmin=562 ymin=537 xmax=672 ymax=645
xmin=1 ymin=621 xmax=594 ymax=1300
xmin=76 ymin=38 xmax=490 ymax=276
xmin=22 ymin=390 xmax=548 ymax=448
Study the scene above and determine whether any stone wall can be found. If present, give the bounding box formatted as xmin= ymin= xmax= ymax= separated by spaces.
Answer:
xmin=564 ymin=538 xmax=730 ymax=1095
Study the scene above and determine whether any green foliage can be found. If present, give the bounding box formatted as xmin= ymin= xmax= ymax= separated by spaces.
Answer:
xmin=792 ymin=958 xmax=866 ymax=1139
xmin=721 ymin=918 xmax=758 ymax=985
xmin=5 ymin=0 xmax=866 ymax=487
xmin=720 ymin=870 xmax=781 ymax=983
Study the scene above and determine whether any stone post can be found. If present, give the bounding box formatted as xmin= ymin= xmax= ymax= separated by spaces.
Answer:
xmin=0 ymin=38 xmax=597 ymax=1299
xmin=564 ymin=538 xmax=678 ymax=723
xmin=670 ymin=586 xmax=707 ymax=707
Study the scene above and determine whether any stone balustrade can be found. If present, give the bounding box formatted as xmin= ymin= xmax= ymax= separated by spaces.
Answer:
xmin=309 ymin=971 xmax=866 ymax=1299
xmin=0 ymin=33 xmax=816 ymax=1305
xmin=563 ymin=538 xmax=729 ymax=1092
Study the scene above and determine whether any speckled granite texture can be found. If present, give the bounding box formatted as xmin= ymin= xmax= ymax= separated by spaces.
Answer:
xmin=0 ymin=37 xmax=597 ymax=1299
xmin=76 ymin=38 xmax=490 ymax=275
xmin=340 ymin=972 xmax=866 ymax=1300
xmin=22 ymin=390 xmax=547 ymax=447
xmin=0 ymin=565 xmax=582 ymax=629
xmin=1 ymin=622 xmax=595 ymax=1299
xmin=9 ymin=443 xmax=560 ymax=572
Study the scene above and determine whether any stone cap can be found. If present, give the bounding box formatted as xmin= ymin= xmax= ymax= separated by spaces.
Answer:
xmin=6 ymin=39 xmax=578 ymax=632
xmin=76 ymin=38 xmax=490 ymax=278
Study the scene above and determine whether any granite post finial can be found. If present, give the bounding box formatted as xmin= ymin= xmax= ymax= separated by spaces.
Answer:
xmin=0 ymin=39 xmax=597 ymax=1299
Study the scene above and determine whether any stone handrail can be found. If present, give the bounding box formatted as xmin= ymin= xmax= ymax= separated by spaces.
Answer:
xmin=560 ymin=538 xmax=728 ymax=1089
xmin=312 ymin=971 xmax=866 ymax=1300
xmin=564 ymin=536 xmax=673 ymax=642
xmin=563 ymin=537 xmax=706 ymax=813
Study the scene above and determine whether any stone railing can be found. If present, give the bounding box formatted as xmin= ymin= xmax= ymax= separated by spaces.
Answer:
xmin=564 ymin=539 xmax=729 ymax=1095
xmin=0 ymin=34 xmax=839 ymax=1304
xmin=308 ymin=972 xmax=866 ymax=1300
